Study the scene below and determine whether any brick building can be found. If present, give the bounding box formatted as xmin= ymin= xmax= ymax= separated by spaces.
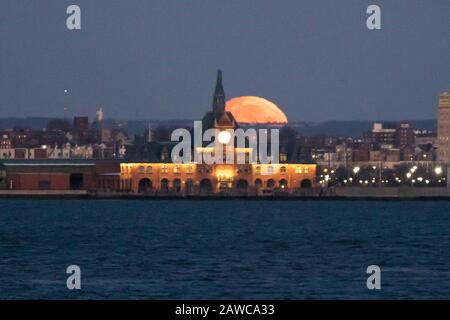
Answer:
xmin=0 ymin=159 xmax=120 ymax=191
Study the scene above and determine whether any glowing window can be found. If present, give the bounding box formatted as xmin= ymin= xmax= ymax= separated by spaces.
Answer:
xmin=146 ymin=166 xmax=153 ymax=174
xmin=280 ymin=166 xmax=287 ymax=174
xmin=295 ymin=166 xmax=302 ymax=174
xmin=174 ymin=165 xmax=181 ymax=174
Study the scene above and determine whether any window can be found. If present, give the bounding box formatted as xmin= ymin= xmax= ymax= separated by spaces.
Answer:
xmin=138 ymin=166 xmax=145 ymax=173
xmin=146 ymin=166 xmax=153 ymax=174
xmin=174 ymin=165 xmax=181 ymax=174
xmin=255 ymin=166 xmax=261 ymax=175
xmin=280 ymin=166 xmax=287 ymax=174
xmin=267 ymin=179 xmax=275 ymax=188
xmin=161 ymin=166 xmax=168 ymax=174
xmin=267 ymin=166 xmax=274 ymax=174
xmin=280 ymin=153 xmax=287 ymax=162
xmin=186 ymin=166 xmax=193 ymax=174
xmin=304 ymin=167 xmax=309 ymax=174
xmin=295 ymin=166 xmax=302 ymax=174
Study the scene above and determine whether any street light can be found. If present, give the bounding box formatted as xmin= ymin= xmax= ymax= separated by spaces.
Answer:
xmin=435 ymin=167 xmax=443 ymax=175
xmin=353 ymin=166 xmax=360 ymax=174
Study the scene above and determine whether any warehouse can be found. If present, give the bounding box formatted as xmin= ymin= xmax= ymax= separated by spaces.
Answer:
xmin=0 ymin=159 xmax=120 ymax=191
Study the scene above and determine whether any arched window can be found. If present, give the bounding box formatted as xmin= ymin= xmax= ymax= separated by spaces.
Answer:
xmin=280 ymin=166 xmax=287 ymax=174
xmin=199 ymin=179 xmax=213 ymax=194
xmin=185 ymin=179 xmax=194 ymax=193
xmin=138 ymin=166 xmax=145 ymax=173
xmin=255 ymin=179 xmax=262 ymax=188
xmin=255 ymin=166 xmax=261 ymax=175
xmin=173 ymin=179 xmax=181 ymax=192
xmin=236 ymin=179 xmax=248 ymax=190
xmin=301 ymin=179 xmax=312 ymax=188
xmin=138 ymin=178 xmax=152 ymax=193
xmin=267 ymin=179 xmax=275 ymax=188
xmin=146 ymin=166 xmax=153 ymax=174
xmin=161 ymin=179 xmax=169 ymax=192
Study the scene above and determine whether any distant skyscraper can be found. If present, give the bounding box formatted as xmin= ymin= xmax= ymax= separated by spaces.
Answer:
xmin=437 ymin=92 xmax=450 ymax=163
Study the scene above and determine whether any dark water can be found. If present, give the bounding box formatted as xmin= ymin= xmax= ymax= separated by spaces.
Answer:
xmin=1 ymin=199 xmax=450 ymax=299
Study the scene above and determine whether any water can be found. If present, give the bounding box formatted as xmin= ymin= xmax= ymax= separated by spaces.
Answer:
xmin=1 ymin=199 xmax=450 ymax=299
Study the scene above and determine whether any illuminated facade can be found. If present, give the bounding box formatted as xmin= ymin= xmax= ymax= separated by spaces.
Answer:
xmin=438 ymin=92 xmax=450 ymax=163
xmin=121 ymin=70 xmax=317 ymax=195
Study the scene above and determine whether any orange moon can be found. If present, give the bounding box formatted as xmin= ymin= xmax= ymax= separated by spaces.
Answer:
xmin=225 ymin=96 xmax=288 ymax=125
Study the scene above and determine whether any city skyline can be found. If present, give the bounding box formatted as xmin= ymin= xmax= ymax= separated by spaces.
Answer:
xmin=0 ymin=0 xmax=448 ymax=121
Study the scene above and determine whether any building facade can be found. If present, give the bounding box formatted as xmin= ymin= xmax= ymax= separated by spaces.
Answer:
xmin=0 ymin=159 xmax=120 ymax=192
xmin=438 ymin=92 xmax=450 ymax=163
xmin=121 ymin=162 xmax=316 ymax=195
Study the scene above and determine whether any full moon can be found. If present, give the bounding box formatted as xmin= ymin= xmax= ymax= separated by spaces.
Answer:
xmin=225 ymin=96 xmax=288 ymax=125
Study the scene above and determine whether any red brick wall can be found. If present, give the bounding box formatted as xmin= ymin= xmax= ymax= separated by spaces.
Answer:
xmin=7 ymin=174 xmax=70 ymax=190
xmin=95 ymin=161 xmax=120 ymax=174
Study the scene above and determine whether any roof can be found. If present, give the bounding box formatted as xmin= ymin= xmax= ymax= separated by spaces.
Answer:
xmin=0 ymin=159 xmax=120 ymax=167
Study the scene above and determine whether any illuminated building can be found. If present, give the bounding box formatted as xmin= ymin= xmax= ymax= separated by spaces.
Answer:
xmin=121 ymin=70 xmax=317 ymax=196
xmin=438 ymin=92 xmax=450 ymax=163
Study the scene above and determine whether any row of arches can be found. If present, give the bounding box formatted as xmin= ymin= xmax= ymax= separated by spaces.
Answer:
xmin=138 ymin=178 xmax=213 ymax=194
xmin=137 ymin=178 xmax=312 ymax=193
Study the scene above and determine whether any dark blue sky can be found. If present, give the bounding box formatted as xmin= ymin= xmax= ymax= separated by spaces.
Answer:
xmin=0 ymin=0 xmax=448 ymax=121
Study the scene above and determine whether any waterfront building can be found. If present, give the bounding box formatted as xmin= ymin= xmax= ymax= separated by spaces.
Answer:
xmin=437 ymin=92 xmax=450 ymax=163
xmin=121 ymin=70 xmax=317 ymax=195
xmin=0 ymin=159 xmax=120 ymax=191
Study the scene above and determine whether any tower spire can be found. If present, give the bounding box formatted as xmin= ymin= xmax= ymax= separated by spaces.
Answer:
xmin=213 ymin=69 xmax=225 ymax=117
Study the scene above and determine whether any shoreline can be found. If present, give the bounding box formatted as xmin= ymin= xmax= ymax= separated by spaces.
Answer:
xmin=1 ymin=188 xmax=450 ymax=201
